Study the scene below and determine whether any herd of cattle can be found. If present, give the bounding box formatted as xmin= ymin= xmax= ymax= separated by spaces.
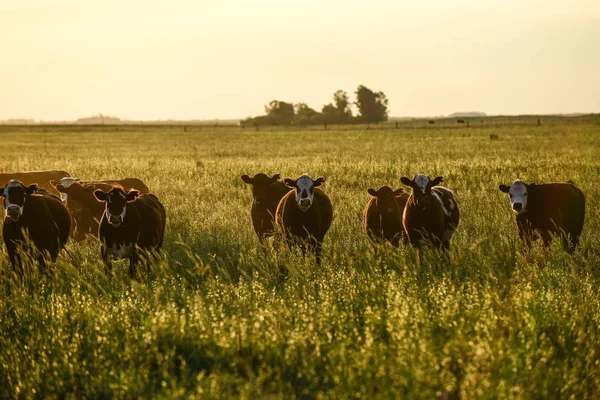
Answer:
xmin=0 ymin=169 xmax=587 ymax=277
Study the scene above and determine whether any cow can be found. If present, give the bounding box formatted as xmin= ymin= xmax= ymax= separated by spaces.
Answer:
xmin=275 ymin=174 xmax=333 ymax=264
xmin=94 ymin=186 xmax=166 ymax=278
xmin=1 ymin=180 xmax=71 ymax=273
xmin=499 ymin=180 xmax=585 ymax=253
xmin=363 ymin=185 xmax=409 ymax=246
xmin=51 ymin=177 xmax=150 ymax=241
xmin=241 ymin=173 xmax=291 ymax=244
xmin=400 ymin=174 xmax=460 ymax=255
xmin=0 ymin=170 xmax=70 ymax=199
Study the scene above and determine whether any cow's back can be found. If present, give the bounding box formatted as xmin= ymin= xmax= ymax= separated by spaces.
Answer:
xmin=0 ymin=170 xmax=70 ymax=197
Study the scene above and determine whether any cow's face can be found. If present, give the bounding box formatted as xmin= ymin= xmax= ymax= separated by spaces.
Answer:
xmin=400 ymin=174 xmax=443 ymax=204
xmin=284 ymin=174 xmax=325 ymax=212
xmin=241 ymin=173 xmax=280 ymax=205
xmin=367 ymin=186 xmax=404 ymax=212
xmin=499 ymin=180 xmax=530 ymax=214
xmin=0 ymin=180 xmax=37 ymax=222
xmin=94 ymin=187 xmax=139 ymax=227
xmin=54 ymin=182 xmax=96 ymax=213
xmin=51 ymin=177 xmax=81 ymax=202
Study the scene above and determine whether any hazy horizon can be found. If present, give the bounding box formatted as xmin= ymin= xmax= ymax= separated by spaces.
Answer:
xmin=1 ymin=0 xmax=599 ymax=121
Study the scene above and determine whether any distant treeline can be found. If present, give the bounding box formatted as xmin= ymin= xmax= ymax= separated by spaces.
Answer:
xmin=242 ymin=85 xmax=389 ymax=126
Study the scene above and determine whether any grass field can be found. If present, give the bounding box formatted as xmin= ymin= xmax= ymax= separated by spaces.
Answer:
xmin=0 ymin=123 xmax=599 ymax=398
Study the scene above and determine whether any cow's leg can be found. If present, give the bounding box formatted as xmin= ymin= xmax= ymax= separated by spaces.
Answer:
xmin=129 ymin=251 xmax=139 ymax=279
xmin=101 ymin=245 xmax=113 ymax=276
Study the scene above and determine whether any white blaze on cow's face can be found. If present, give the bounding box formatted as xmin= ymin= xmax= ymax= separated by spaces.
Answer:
xmin=57 ymin=177 xmax=80 ymax=202
xmin=295 ymin=175 xmax=315 ymax=212
xmin=507 ymin=180 xmax=528 ymax=214
xmin=414 ymin=174 xmax=430 ymax=194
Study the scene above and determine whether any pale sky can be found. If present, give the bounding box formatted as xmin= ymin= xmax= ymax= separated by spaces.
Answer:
xmin=1 ymin=0 xmax=599 ymax=121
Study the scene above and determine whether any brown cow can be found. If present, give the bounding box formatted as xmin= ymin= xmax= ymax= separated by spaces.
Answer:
xmin=51 ymin=177 xmax=150 ymax=241
xmin=363 ymin=185 xmax=409 ymax=246
xmin=0 ymin=170 xmax=70 ymax=198
xmin=400 ymin=174 xmax=460 ymax=254
xmin=499 ymin=180 xmax=585 ymax=253
xmin=94 ymin=186 xmax=166 ymax=278
xmin=275 ymin=174 xmax=333 ymax=264
xmin=241 ymin=173 xmax=291 ymax=243
xmin=1 ymin=180 xmax=71 ymax=273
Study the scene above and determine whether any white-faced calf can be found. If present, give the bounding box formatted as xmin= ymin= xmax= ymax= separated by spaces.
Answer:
xmin=400 ymin=174 xmax=460 ymax=253
xmin=94 ymin=186 xmax=166 ymax=278
xmin=499 ymin=180 xmax=585 ymax=253
xmin=1 ymin=180 xmax=71 ymax=273
xmin=241 ymin=173 xmax=291 ymax=243
xmin=275 ymin=174 xmax=333 ymax=264
xmin=363 ymin=185 xmax=409 ymax=246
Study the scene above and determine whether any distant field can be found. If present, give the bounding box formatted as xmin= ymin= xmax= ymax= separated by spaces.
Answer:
xmin=0 ymin=123 xmax=599 ymax=398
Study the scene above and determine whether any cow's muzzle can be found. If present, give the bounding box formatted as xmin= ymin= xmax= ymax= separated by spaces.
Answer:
xmin=512 ymin=202 xmax=523 ymax=212
xmin=6 ymin=206 xmax=22 ymax=221
xmin=299 ymin=199 xmax=311 ymax=211
xmin=109 ymin=215 xmax=122 ymax=226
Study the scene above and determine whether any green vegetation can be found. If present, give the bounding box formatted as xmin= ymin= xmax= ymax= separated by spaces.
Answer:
xmin=0 ymin=123 xmax=599 ymax=398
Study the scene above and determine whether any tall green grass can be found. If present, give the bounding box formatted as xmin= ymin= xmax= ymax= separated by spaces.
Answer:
xmin=0 ymin=124 xmax=598 ymax=398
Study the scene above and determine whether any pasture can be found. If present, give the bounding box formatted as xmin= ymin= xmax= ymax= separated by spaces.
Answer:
xmin=0 ymin=123 xmax=599 ymax=398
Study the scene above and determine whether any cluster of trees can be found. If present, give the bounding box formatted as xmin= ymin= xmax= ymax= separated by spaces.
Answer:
xmin=243 ymin=85 xmax=388 ymax=126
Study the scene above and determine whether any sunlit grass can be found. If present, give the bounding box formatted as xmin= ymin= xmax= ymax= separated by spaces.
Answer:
xmin=0 ymin=124 xmax=598 ymax=398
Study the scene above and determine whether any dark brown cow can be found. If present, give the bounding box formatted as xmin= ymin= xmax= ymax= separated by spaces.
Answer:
xmin=363 ymin=185 xmax=409 ymax=246
xmin=94 ymin=186 xmax=166 ymax=278
xmin=400 ymin=174 xmax=460 ymax=254
xmin=275 ymin=174 xmax=333 ymax=264
xmin=51 ymin=177 xmax=150 ymax=241
xmin=1 ymin=180 xmax=71 ymax=272
xmin=241 ymin=173 xmax=291 ymax=243
xmin=0 ymin=170 xmax=70 ymax=198
xmin=499 ymin=180 xmax=585 ymax=253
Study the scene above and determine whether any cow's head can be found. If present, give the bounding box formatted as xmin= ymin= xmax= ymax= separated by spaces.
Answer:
xmin=499 ymin=180 xmax=532 ymax=214
xmin=400 ymin=174 xmax=443 ymax=205
xmin=241 ymin=173 xmax=280 ymax=204
xmin=284 ymin=174 xmax=325 ymax=212
xmin=93 ymin=186 xmax=139 ymax=227
xmin=50 ymin=177 xmax=81 ymax=202
xmin=0 ymin=180 xmax=38 ymax=222
xmin=367 ymin=186 xmax=404 ymax=212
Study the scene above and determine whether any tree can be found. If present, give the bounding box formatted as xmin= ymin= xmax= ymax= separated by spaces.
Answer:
xmin=355 ymin=85 xmax=389 ymax=124
xmin=293 ymin=103 xmax=321 ymax=125
xmin=264 ymin=101 xmax=295 ymax=125
xmin=333 ymin=90 xmax=352 ymax=121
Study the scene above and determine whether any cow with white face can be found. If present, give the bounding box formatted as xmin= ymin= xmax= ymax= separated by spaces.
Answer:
xmin=499 ymin=180 xmax=585 ymax=252
xmin=400 ymin=174 xmax=460 ymax=254
xmin=275 ymin=174 xmax=333 ymax=264
xmin=1 ymin=180 xmax=71 ymax=272
xmin=94 ymin=186 xmax=166 ymax=278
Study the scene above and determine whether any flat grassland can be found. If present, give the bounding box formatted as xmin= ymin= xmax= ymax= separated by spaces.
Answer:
xmin=0 ymin=123 xmax=599 ymax=398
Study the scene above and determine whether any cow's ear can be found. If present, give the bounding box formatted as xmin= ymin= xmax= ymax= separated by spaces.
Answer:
xmin=313 ymin=177 xmax=326 ymax=187
xmin=26 ymin=184 xmax=38 ymax=195
xmin=270 ymin=174 xmax=281 ymax=183
xmin=499 ymin=184 xmax=510 ymax=193
xmin=94 ymin=189 xmax=107 ymax=202
xmin=241 ymin=174 xmax=253 ymax=184
xmin=367 ymin=188 xmax=378 ymax=197
xmin=50 ymin=180 xmax=59 ymax=187
xmin=393 ymin=188 xmax=404 ymax=196
xmin=126 ymin=190 xmax=140 ymax=202
xmin=400 ymin=177 xmax=413 ymax=187
xmin=55 ymin=184 xmax=67 ymax=193
xmin=284 ymin=178 xmax=297 ymax=188
xmin=431 ymin=176 xmax=443 ymax=186
xmin=527 ymin=183 xmax=535 ymax=189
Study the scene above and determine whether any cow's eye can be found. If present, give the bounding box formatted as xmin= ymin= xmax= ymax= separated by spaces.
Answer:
xmin=509 ymin=194 xmax=513 ymax=198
